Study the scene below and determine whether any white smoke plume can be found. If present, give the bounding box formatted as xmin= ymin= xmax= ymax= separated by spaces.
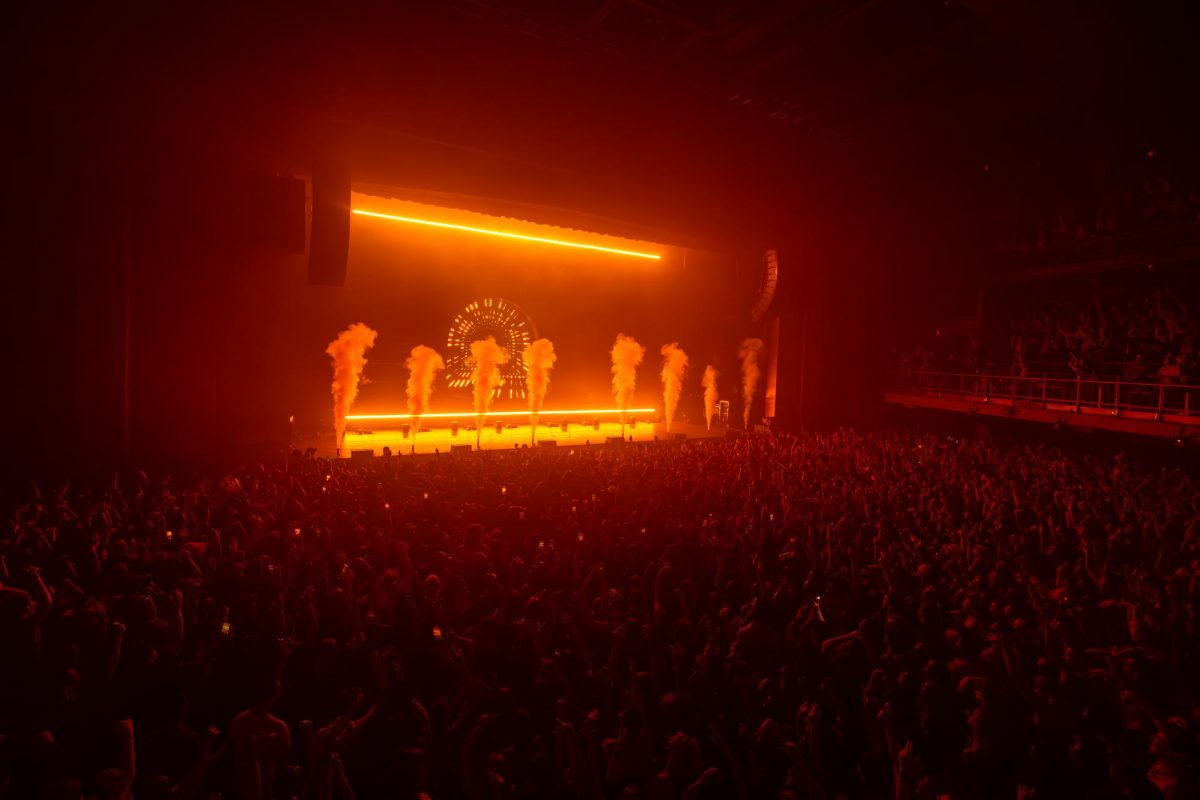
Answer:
xmin=523 ymin=338 xmax=557 ymax=433
xmin=325 ymin=323 xmax=379 ymax=451
xmin=739 ymin=338 xmax=764 ymax=429
xmin=610 ymin=334 xmax=646 ymax=425
xmin=702 ymin=365 xmax=719 ymax=431
xmin=660 ymin=343 xmax=688 ymax=432
xmin=405 ymin=345 xmax=444 ymax=420
xmin=470 ymin=337 xmax=508 ymax=422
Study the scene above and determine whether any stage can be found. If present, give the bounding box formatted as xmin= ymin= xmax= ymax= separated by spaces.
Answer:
xmin=320 ymin=418 xmax=723 ymax=457
xmin=299 ymin=194 xmax=768 ymax=463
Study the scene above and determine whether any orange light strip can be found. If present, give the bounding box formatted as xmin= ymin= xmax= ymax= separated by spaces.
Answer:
xmin=352 ymin=209 xmax=662 ymax=260
xmin=346 ymin=407 xmax=656 ymax=421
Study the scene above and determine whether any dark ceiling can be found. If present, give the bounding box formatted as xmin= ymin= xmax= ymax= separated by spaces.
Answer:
xmin=11 ymin=0 xmax=1200 ymax=246
xmin=427 ymin=0 xmax=1198 ymax=160
xmin=447 ymin=0 xmax=982 ymax=144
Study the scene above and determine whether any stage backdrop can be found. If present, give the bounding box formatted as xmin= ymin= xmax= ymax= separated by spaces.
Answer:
xmin=277 ymin=192 xmax=761 ymax=434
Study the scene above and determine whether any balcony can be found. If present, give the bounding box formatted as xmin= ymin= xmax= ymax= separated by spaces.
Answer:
xmin=886 ymin=370 xmax=1200 ymax=440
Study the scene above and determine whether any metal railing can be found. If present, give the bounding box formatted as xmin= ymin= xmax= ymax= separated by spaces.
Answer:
xmin=889 ymin=370 xmax=1200 ymax=420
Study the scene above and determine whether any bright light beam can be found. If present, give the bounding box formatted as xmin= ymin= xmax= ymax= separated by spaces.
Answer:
xmin=353 ymin=209 xmax=662 ymax=260
xmin=346 ymin=407 xmax=656 ymax=421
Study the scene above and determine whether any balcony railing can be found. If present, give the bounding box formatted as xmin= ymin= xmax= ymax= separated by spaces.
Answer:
xmin=889 ymin=370 xmax=1200 ymax=420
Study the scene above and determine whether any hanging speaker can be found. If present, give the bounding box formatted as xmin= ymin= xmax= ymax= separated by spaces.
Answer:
xmin=308 ymin=164 xmax=351 ymax=286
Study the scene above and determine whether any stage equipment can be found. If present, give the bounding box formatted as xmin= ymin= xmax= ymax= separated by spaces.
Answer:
xmin=751 ymin=249 xmax=779 ymax=322
xmin=350 ymin=449 xmax=373 ymax=461
xmin=445 ymin=298 xmax=535 ymax=399
xmin=309 ymin=165 xmax=351 ymax=285
xmin=346 ymin=407 xmax=656 ymax=421
xmin=352 ymin=209 xmax=661 ymax=260
xmin=451 ymin=444 xmax=472 ymax=455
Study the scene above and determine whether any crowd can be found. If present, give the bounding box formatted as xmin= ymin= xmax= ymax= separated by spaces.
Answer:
xmin=3 ymin=431 xmax=1200 ymax=799
xmin=895 ymin=282 xmax=1197 ymax=385
xmin=1003 ymin=286 xmax=1196 ymax=383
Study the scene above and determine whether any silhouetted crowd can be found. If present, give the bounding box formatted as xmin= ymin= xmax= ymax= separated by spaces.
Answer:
xmin=3 ymin=431 xmax=1199 ymax=799
xmin=896 ymin=284 xmax=1197 ymax=384
xmin=1004 ymin=287 xmax=1195 ymax=382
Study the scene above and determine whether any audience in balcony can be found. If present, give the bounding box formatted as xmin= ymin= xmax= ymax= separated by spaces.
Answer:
xmin=896 ymin=281 xmax=1198 ymax=392
xmin=1000 ymin=286 xmax=1196 ymax=383
xmin=1156 ymin=355 xmax=1182 ymax=385
xmin=1125 ymin=354 xmax=1148 ymax=382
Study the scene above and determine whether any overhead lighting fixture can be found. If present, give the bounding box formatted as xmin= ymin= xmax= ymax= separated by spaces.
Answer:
xmin=346 ymin=407 xmax=656 ymax=421
xmin=353 ymin=209 xmax=662 ymax=260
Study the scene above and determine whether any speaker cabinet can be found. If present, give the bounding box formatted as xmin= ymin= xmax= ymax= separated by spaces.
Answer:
xmin=308 ymin=165 xmax=351 ymax=286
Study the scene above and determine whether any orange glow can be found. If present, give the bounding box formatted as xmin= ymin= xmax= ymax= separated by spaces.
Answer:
xmin=352 ymin=209 xmax=662 ymax=260
xmin=345 ymin=407 xmax=655 ymax=421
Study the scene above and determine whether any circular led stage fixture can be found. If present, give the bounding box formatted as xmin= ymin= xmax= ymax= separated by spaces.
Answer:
xmin=445 ymin=297 xmax=536 ymax=400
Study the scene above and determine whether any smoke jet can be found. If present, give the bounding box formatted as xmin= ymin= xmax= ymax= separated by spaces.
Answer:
xmin=660 ymin=343 xmax=688 ymax=432
xmin=523 ymin=338 xmax=557 ymax=441
xmin=610 ymin=334 xmax=646 ymax=435
xmin=739 ymin=338 xmax=764 ymax=429
xmin=702 ymin=365 xmax=719 ymax=431
xmin=405 ymin=345 xmax=445 ymax=424
xmin=325 ymin=323 xmax=379 ymax=452
xmin=470 ymin=337 xmax=508 ymax=446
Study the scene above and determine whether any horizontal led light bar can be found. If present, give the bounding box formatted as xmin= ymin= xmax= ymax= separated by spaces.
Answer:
xmin=346 ymin=408 xmax=656 ymax=421
xmin=352 ymin=209 xmax=662 ymax=260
